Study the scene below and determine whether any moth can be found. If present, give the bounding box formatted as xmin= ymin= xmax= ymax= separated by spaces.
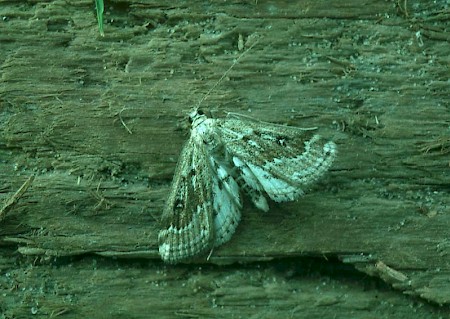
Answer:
xmin=158 ymin=108 xmax=336 ymax=263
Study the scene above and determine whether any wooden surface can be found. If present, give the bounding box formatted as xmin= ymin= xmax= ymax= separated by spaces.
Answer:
xmin=1 ymin=0 xmax=449 ymax=317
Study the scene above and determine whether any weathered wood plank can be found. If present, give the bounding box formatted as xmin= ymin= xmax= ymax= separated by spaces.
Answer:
xmin=1 ymin=0 xmax=449 ymax=315
xmin=0 ymin=253 xmax=448 ymax=318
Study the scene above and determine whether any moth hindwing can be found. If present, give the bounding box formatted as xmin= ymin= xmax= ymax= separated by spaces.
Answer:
xmin=158 ymin=110 xmax=336 ymax=263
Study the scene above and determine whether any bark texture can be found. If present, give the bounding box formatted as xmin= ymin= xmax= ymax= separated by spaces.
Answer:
xmin=1 ymin=0 xmax=449 ymax=317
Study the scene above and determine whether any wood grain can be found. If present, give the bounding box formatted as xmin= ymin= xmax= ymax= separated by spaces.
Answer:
xmin=1 ymin=0 xmax=449 ymax=316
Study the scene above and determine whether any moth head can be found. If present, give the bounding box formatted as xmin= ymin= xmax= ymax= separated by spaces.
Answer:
xmin=188 ymin=108 xmax=211 ymax=127
xmin=188 ymin=108 xmax=204 ymax=123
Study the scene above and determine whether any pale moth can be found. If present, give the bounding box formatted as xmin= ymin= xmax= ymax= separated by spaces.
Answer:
xmin=158 ymin=41 xmax=336 ymax=263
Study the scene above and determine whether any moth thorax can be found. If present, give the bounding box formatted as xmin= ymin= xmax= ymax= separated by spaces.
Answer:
xmin=208 ymin=137 xmax=227 ymax=158
xmin=202 ymin=128 xmax=221 ymax=151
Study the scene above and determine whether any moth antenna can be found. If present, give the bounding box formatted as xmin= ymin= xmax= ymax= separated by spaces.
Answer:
xmin=195 ymin=34 xmax=261 ymax=112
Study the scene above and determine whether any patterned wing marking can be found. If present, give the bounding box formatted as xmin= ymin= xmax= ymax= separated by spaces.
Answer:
xmin=219 ymin=115 xmax=336 ymax=203
xmin=232 ymin=156 xmax=269 ymax=212
xmin=210 ymin=157 xmax=243 ymax=246
xmin=246 ymin=162 xmax=301 ymax=202
xmin=210 ymin=156 xmax=242 ymax=246
xmin=250 ymin=135 xmax=336 ymax=202
xmin=270 ymin=135 xmax=336 ymax=185
xmin=158 ymin=137 xmax=214 ymax=263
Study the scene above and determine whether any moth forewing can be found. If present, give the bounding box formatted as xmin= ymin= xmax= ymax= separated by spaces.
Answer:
xmin=158 ymin=137 xmax=215 ymax=263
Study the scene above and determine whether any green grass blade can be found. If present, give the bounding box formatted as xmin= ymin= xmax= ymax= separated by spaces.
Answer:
xmin=95 ymin=0 xmax=104 ymax=36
